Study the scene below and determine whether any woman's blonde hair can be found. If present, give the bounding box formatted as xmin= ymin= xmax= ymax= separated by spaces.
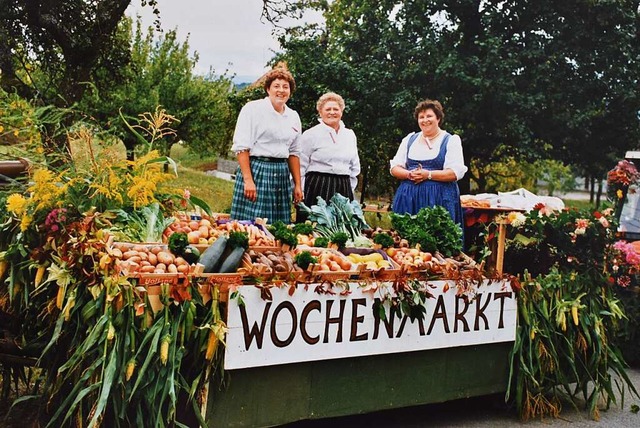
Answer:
xmin=317 ymin=92 xmax=345 ymax=112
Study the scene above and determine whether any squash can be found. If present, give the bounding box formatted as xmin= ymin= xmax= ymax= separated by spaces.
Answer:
xmin=200 ymin=235 xmax=229 ymax=273
xmin=218 ymin=246 xmax=246 ymax=273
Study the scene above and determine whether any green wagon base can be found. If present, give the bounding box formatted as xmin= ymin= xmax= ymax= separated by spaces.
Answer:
xmin=206 ymin=341 xmax=513 ymax=427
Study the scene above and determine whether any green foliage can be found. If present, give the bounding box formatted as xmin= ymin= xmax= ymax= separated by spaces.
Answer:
xmin=390 ymin=206 xmax=463 ymax=257
xmin=507 ymin=269 xmax=636 ymax=420
xmin=502 ymin=206 xmax=616 ymax=277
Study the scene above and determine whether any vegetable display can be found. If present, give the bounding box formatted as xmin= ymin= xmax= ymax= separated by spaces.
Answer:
xmin=298 ymin=194 xmax=369 ymax=241
xmin=390 ymin=206 xmax=463 ymax=257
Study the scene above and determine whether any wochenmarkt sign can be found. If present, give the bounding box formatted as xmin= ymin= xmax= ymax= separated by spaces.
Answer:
xmin=224 ymin=280 xmax=516 ymax=370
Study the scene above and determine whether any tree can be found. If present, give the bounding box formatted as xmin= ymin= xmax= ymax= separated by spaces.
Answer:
xmin=81 ymin=18 xmax=234 ymax=159
xmin=277 ymin=0 xmax=640 ymax=197
xmin=0 ymin=0 xmax=289 ymax=163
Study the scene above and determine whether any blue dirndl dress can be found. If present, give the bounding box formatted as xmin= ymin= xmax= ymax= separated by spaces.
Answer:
xmin=391 ymin=132 xmax=464 ymax=228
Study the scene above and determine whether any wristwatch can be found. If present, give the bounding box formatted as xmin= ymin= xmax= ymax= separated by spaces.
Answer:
xmin=427 ymin=170 xmax=433 ymax=180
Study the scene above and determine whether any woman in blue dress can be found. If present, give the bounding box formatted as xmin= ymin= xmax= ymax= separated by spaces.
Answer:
xmin=390 ymin=99 xmax=468 ymax=228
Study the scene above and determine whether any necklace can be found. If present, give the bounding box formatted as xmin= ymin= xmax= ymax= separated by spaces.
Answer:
xmin=422 ymin=129 xmax=441 ymax=149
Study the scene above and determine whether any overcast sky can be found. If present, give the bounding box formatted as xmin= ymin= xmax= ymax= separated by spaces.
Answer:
xmin=126 ymin=0 xmax=287 ymax=83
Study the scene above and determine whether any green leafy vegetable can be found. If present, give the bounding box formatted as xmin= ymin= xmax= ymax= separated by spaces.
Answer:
xmin=113 ymin=202 xmax=175 ymax=242
xmin=168 ymin=232 xmax=189 ymax=255
xmin=314 ymin=237 xmax=329 ymax=248
xmin=297 ymin=194 xmax=369 ymax=241
xmin=292 ymin=222 xmax=314 ymax=235
xmin=390 ymin=206 xmax=463 ymax=257
xmin=227 ymin=231 xmax=249 ymax=250
xmin=373 ymin=233 xmax=395 ymax=248
xmin=269 ymin=221 xmax=298 ymax=248
xmin=294 ymin=251 xmax=317 ymax=270
xmin=330 ymin=232 xmax=349 ymax=248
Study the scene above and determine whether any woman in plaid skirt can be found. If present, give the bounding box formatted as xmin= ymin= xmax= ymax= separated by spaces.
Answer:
xmin=230 ymin=68 xmax=303 ymax=223
xmin=297 ymin=92 xmax=360 ymax=222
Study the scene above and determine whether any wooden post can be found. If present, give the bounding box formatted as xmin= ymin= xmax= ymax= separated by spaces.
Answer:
xmin=496 ymin=221 xmax=507 ymax=275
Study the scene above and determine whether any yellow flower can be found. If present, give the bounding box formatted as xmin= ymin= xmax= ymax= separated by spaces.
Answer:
xmin=6 ymin=193 xmax=28 ymax=215
xmin=0 ymin=125 xmax=4 ymax=133
xmin=617 ymin=189 xmax=623 ymax=199
xmin=13 ymin=129 xmax=19 ymax=137
xmin=20 ymin=214 xmax=32 ymax=232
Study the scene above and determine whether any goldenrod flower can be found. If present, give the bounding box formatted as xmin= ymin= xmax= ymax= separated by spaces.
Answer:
xmin=6 ymin=193 xmax=28 ymax=215
xmin=20 ymin=214 xmax=32 ymax=231
xmin=617 ymin=189 xmax=623 ymax=199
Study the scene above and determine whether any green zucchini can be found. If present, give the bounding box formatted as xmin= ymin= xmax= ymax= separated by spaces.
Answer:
xmin=217 ymin=246 xmax=246 ymax=273
xmin=200 ymin=235 xmax=229 ymax=273
xmin=182 ymin=245 xmax=201 ymax=265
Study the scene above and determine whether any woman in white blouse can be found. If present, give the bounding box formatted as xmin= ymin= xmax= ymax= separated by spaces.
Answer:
xmin=297 ymin=92 xmax=360 ymax=222
xmin=230 ymin=68 xmax=303 ymax=223
xmin=390 ymin=99 xmax=467 ymax=228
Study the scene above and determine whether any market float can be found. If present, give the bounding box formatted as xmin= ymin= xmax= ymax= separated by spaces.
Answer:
xmin=1 ymin=177 xmax=638 ymax=427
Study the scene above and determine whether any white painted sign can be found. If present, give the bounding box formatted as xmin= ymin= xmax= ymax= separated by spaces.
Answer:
xmin=224 ymin=280 xmax=517 ymax=370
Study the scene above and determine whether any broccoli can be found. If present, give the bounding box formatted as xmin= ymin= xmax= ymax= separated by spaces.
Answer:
xmin=294 ymin=251 xmax=317 ymax=270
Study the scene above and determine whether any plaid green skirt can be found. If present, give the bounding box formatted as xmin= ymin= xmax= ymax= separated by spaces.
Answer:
xmin=230 ymin=158 xmax=292 ymax=223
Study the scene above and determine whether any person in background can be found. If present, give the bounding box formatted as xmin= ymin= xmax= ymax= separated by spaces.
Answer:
xmin=230 ymin=68 xmax=303 ymax=223
xmin=297 ymin=92 xmax=360 ymax=222
xmin=390 ymin=99 xmax=467 ymax=228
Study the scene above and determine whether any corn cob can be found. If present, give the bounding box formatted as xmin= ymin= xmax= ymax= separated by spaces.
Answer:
xmin=56 ymin=284 xmax=65 ymax=309
xmin=205 ymin=329 xmax=218 ymax=361
xmin=107 ymin=322 xmax=116 ymax=341
xmin=160 ymin=335 xmax=171 ymax=365
xmin=34 ymin=265 xmax=46 ymax=287
xmin=571 ymin=305 xmax=579 ymax=326
xmin=125 ymin=358 xmax=136 ymax=381
xmin=0 ymin=260 xmax=8 ymax=280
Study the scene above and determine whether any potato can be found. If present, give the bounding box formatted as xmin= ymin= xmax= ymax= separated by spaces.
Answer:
xmin=123 ymin=250 xmax=139 ymax=260
xmin=167 ymin=264 xmax=178 ymax=273
xmin=147 ymin=252 xmax=158 ymax=265
xmin=140 ymin=265 xmax=156 ymax=273
xmin=156 ymin=251 xmax=174 ymax=265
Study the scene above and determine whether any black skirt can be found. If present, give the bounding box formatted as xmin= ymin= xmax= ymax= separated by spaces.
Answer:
xmin=296 ymin=171 xmax=354 ymax=223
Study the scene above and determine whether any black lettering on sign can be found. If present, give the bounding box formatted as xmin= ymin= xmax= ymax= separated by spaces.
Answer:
xmin=372 ymin=298 xmax=395 ymax=340
xmin=323 ymin=299 xmax=346 ymax=343
xmin=454 ymin=295 xmax=471 ymax=333
xmin=396 ymin=312 xmax=426 ymax=338
xmin=427 ymin=294 xmax=450 ymax=335
xmin=240 ymin=301 xmax=272 ymax=351
xmin=270 ymin=301 xmax=297 ymax=348
xmin=493 ymin=292 xmax=513 ymax=329
xmin=300 ymin=300 xmax=321 ymax=345
xmin=350 ymin=298 xmax=368 ymax=342
xmin=474 ymin=293 xmax=491 ymax=331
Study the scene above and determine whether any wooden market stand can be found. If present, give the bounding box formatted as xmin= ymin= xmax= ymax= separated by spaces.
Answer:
xmin=199 ymin=205 xmax=521 ymax=427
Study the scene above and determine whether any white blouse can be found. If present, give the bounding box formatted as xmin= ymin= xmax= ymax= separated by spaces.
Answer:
xmin=300 ymin=120 xmax=361 ymax=191
xmin=231 ymin=97 xmax=302 ymax=158
xmin=389 ymin=131 xmax=468 ymax=180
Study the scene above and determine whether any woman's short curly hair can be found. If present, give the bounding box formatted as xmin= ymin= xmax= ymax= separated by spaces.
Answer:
xmin=263 ymin=68 xmax=296 ymax=93
xmin=414 ymin=99 xmax=445 ymax=124
xmin=316 ymin=92 xmax=346 ymax=112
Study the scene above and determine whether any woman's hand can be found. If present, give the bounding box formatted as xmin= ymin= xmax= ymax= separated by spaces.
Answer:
xmin=409 ymin=168 xmax=429 ymax=184
xmin=244 ymin=179 xmax=257 ymax=202
xmin=293 ymin=185 xmax=304 ymax=204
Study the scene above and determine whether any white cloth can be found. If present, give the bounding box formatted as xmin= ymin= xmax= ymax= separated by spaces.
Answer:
xmin=231 ymin=97 xmax=302 ymax=158
xmin=389 ymin=131 xmax=468 ymax=180
xmin=299 ymin=120 xmax=361 ymax=191
xmin=469 ymin=188 xmax=565 ymax=211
